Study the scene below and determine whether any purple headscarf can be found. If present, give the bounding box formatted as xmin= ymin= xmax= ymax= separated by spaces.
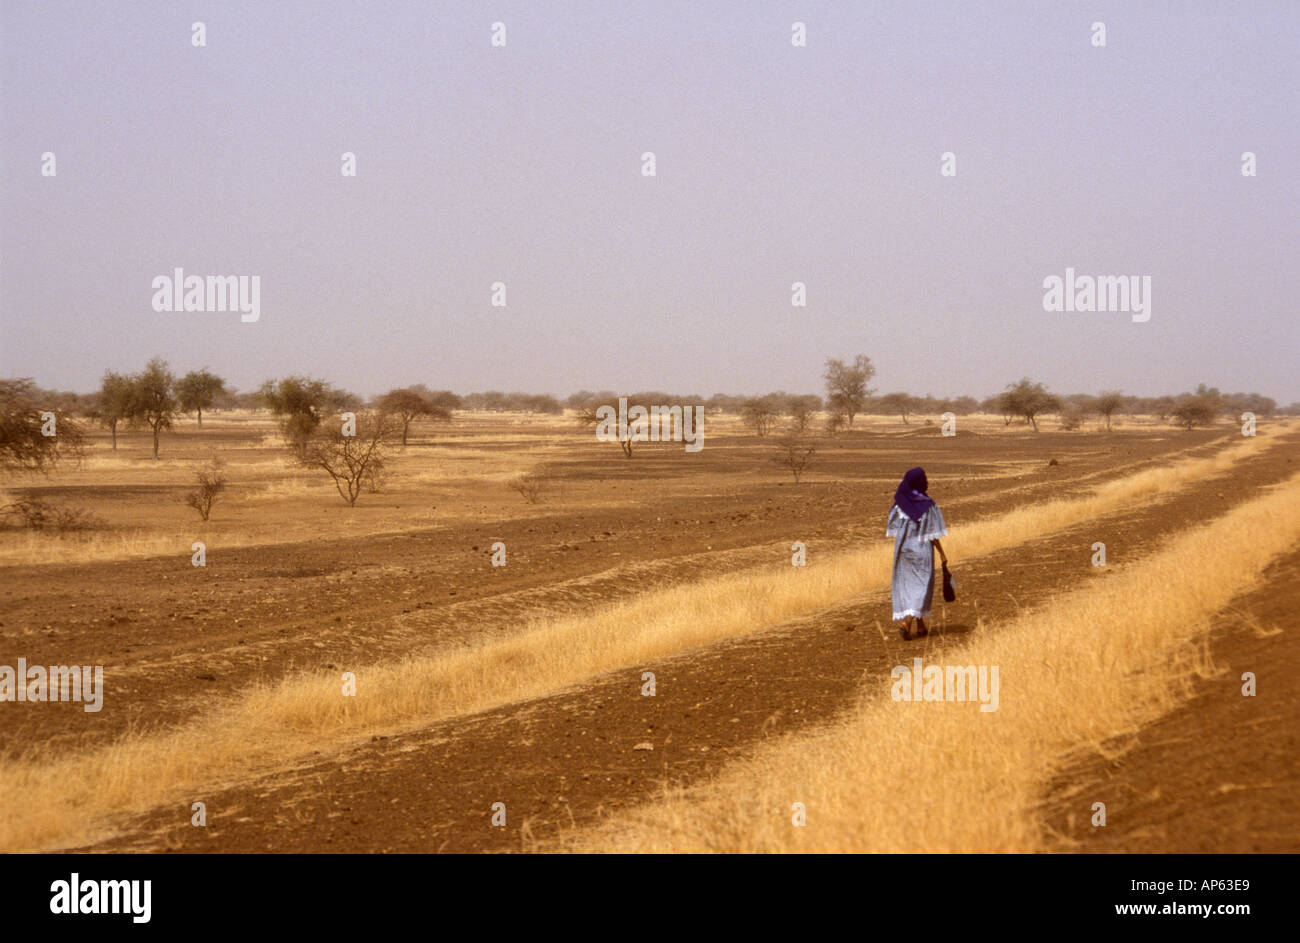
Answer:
xmin=893 ymin=466 xmax=934 ymax=522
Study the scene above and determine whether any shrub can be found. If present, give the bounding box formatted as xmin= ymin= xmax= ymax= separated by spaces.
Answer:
xmin=508 ymin=472 xmax=548 ymax=504
xmin=773 ymin=439 xmax=817 ymax=483
xmin=184 ymin=458 xmax=228 ymax=521
xmin=0 ymin=496 xmax=104 ymax=534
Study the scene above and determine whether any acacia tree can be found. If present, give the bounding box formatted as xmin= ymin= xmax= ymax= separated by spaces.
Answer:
xmin=129 ymin=358 xmax=178 ymax=459
xmin=823 ymin=355 xmax=876 ymax=428
xmin=1191 ymin=384 xmax=1225 ymax=419
xmin=979 ymin=395 xmax=1013 ymax=425
xmin=1149 ymin=395 xmax=1176 ymax=421
xmin=92 ymin=370 xmax=134 ymax=449
xmin=741 ymin=396 xmax=779 ymax=436
xmin=377 ymin=387 xmax=451 ymax=447
xmin=299 ymin=411 xmax=401 ymax=506
xmin=176 ymin=368 xmax=228 ymax=427
xmin=1095 ymin=390 xmax=1124 ymax=432
xmin=878 ymin=392 xmax=913 ymax=425
xmin=998 ymin=378 xmax=1061 ymax=432
xmin=576 ymin=400 xmax=634 ymax=457
xmin=0 ymin=378 xmax=84 ymax=472
xmin=1225 ymin=392 xmax=1276 ymax=418
xmin=425 ymin=389 xmax=463 ymax=412
xmin=259 ymin=376 xmax=344 ymax=455
xmin=1171 ymin=388 xmax=1221 ymax=430
xmin=1170 ymin=400 xmax=1214 ymax=430
xmin=788 ymin=400 xmax=816 ymax=434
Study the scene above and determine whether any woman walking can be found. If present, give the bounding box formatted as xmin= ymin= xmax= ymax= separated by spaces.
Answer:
xmin=887 ymin=466 xmax=948 ymax=640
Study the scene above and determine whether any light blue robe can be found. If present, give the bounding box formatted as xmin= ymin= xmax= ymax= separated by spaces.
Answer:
xmin=887 ymin=503 xmax=948 ymax=621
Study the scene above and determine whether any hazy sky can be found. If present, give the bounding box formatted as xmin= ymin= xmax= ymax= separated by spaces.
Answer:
xmin=3 ymin=1 xmax=1297 ymax=402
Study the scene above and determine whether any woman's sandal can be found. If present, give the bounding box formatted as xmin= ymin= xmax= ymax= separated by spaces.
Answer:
xmin=898 ymin=617 xmax=914 ymax=641
xmin=915 ymin=620 xmax=929 ymax=638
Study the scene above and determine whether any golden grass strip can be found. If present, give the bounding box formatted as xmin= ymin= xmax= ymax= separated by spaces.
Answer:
xmin=568 ymin=470 xmax=1300 ymax=853
xmin=0 ymin=431 xmax=1282 ymax=851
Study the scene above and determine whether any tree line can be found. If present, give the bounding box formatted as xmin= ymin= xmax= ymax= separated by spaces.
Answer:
xmin=816 ymin=357 xmax=1280 ymax=434
xmin=2 ymin=355 xmax=1291 ymax=473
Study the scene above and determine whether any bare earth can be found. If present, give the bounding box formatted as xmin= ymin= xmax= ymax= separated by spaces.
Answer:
xmin=2 ymin=419 xmax=1286 ymax=853
xmin=1044 ymin=548 xmax=1300 ymax=853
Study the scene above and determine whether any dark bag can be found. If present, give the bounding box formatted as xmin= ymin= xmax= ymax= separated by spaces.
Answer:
xmin=941 ymin=562 xmax=956 ymax=602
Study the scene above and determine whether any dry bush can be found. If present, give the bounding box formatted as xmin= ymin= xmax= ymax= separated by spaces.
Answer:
xmin=773 ymin=439 xmax=816 ymax=482
xmin=0 ymin=496 xmax=104 ymax=534
xmin=508 ymin=471 xmax=548 ymax=504
xmin=741 ymin=398 xmax=779 ymax=437
xmin=1172 ymin=397 xmax=1217 ymax=430
xmin=298 ymin=412 xmax=401 ymax=506
xmin=184 ymin=457 xmax=228 ymax=521
xmin=1058 ymin=406 xmax=1091 ymax=431
xmin=788 ymin=404 xmax=815 ymax=435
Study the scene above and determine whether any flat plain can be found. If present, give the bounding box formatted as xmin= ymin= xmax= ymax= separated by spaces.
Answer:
xmin=1 ymin=411 xmax=1295 ymax=853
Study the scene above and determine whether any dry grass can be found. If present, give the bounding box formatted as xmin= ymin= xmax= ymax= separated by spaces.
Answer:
xmin=399 ymin=445 xmax=563 ymax=484
xmin=0 ymin=423 xmax=578 ymax=565
xmin=243 ymin=475 xmax=327 ymax=500
xmin=0 ymin=482 xmax=510 ymax=571
xmin=0 ymin=431 xmax=1278 ymax=851
xmin=564 ymin=470 xmax=1300 ymax=853
xmin=0 ymin=530 xmax=190 ymax=564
